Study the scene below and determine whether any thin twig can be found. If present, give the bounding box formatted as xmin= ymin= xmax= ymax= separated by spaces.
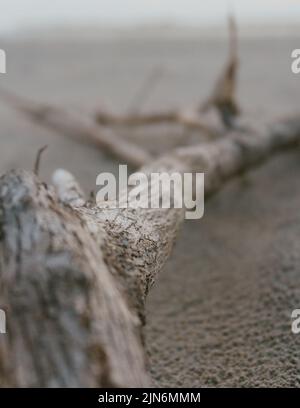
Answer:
xmin=33 ymin=145 xmax=48 ymax=176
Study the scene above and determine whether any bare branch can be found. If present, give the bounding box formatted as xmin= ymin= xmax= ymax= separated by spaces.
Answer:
xmin=93 ymin=18 xmax=241 ymax=135
xmin=95 ymin=108 xmax=218 ymax=137
xmin=200 ymin=14 xmax=240 ymax=127
xmin=0 ymin=114 xmax=299 ymax=387
xmin=0 ymin=88 xmax=152 ymax=168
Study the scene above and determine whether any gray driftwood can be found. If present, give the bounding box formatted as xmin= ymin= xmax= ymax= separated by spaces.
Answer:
xmin=0 ymin=114 xmax=299 ymax=387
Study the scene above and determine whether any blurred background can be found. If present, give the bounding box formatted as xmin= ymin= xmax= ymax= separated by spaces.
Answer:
xmin=1 ymin=0 xmax=300 ymax=387
xmin=0 ymin=0 xmax=300 ymax=34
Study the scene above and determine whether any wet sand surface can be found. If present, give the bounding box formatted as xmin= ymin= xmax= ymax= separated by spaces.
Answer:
xmin=0 ymin=33 xmax=300 ymax=386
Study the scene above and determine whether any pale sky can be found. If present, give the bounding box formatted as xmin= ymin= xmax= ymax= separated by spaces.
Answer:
xmin=0 ymin=0 xmax=299 ymax=33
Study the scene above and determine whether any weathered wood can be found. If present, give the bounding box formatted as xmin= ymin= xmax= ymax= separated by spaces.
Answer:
xmin=0 ymin=115 xmax=299 ymax=387
xmin=0 ymin=171 xmax=149 ymax=387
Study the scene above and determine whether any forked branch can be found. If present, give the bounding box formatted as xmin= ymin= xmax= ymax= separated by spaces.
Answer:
xmin=0 ymin=114 xmax=299 ymax=387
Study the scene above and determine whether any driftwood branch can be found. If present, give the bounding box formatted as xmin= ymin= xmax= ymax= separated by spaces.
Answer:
xmin=0 ymin=171 xmax=148 ymax=387
xmin=0 ymin=17 xmax=240 ymax=163
xmin=200 ymin=15 xmax=240 ymax=127
xmin=0 ymin=88 xmax=152 ymax=168
xmin=94 ymin=15 xmax=239 ymax=132
xmin=94 ymin=107 xmax=219 ymax=136
xmin=0 ymin=14 xmax=298 ymax=387
xmin=0 ymin=114 xmax=299 ymax=387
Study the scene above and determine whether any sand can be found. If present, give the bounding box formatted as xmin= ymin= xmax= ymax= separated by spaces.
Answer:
xmin=1 ymin=31 xmax=300 ymax=387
